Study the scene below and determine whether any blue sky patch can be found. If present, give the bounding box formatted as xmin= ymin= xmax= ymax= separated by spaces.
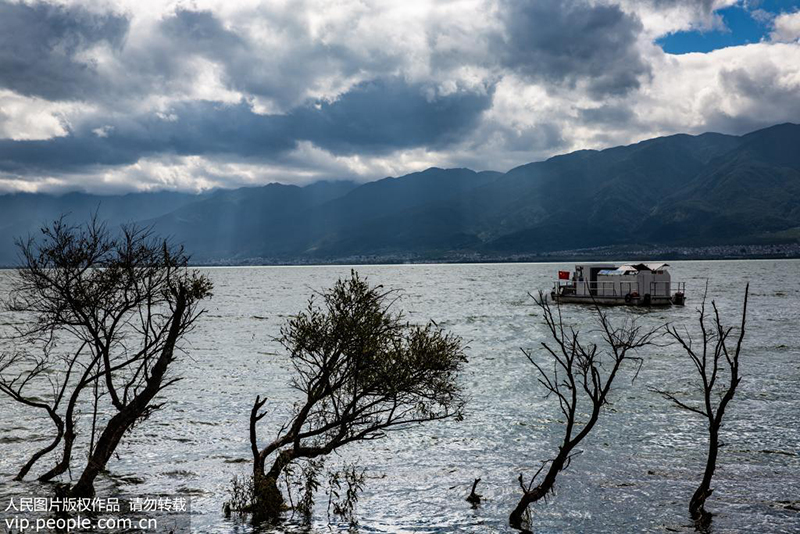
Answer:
xmin=658 ymin=1 xmax=800 ymax=54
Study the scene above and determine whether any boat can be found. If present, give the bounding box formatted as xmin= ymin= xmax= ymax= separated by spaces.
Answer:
xmin=551 ymin=263 xmax=686 ymax=306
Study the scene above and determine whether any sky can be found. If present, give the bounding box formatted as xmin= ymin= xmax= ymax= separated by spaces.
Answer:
xmin=0 ymin=0 xmax=799 ymax=194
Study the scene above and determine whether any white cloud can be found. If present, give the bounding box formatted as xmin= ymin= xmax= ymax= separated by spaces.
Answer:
xmin=0 ymin=90 xmax=79 ymax=140
xmin=633 ymin=42 xmax=800 ymax=134
xmin=92 ymin=125 xmax=113 ymax=138
xmin=771 ymin=11 xmax=800 ymax=42
xmin=614 ymin=0 xmax=738 ymax=38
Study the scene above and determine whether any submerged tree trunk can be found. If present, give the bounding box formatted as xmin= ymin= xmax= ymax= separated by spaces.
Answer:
xmin=509 ymin=481 xmax=548 ymax=530
xmin=250 ymin=449 xmax=298 ymax=520
xmin=248 ymin=396 xmax=285 ymax=520
xmin=252 ymin=472 xmax=285 ymax=521
xmin=70 ymin=290 xmax=187 ymax=497
xmin=509 ymin=453 xmax=567 ymax=530
xmin=690 ymin=424 xmax=719 ymax=523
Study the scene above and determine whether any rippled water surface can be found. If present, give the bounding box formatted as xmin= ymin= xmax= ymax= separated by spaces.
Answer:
xmin=1 ymin=261 xmax=799 ymax=533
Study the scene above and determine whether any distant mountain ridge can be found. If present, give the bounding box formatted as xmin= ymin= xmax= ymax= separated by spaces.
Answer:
xmin=1 ymin=123 xmax=799 ymax=265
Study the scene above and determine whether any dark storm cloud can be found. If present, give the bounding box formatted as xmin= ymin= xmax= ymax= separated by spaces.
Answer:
xmin=0 ymin=101 xmax=292 ymax=174
xmin=645 ymin=0 xmax=719 ymax=14
xmin=0 ymin=1 xmax=129 ymax=101
xmin=0 ymin=78 xmax=492 ymax=174
xmin=578 ymin=104 xmax=637 ymax=125
xmin=291 ymin=79 xmax=494 ymax=154
xmin=497 ymin=0 xmax=650 ymax=96
xmin=160 ymin=8 xmax=245 ymax=53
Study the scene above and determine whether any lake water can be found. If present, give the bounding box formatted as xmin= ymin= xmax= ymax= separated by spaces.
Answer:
xmin=1 ymin=260 xmax=799 ymax=533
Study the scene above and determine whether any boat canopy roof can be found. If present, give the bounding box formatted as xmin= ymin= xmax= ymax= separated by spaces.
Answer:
xmin=572 ymin=263 xmax=670 ymax=275
xmin=595 ymin=263 xmax=670 ymax=276
xmin=624 ymin=263 xmax=670 ymax=272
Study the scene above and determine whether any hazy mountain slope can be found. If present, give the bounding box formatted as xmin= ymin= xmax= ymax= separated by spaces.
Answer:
xmin=142 ymin=180 xmax=358 ymax=260
xmin=288 ymin=168 xmax=501 ymax=257
xmin=0 ymin=191 xmax=203 ymax=265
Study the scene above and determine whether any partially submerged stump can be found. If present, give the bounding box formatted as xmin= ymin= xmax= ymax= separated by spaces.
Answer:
xmin=466 ymin=478 xmax=482 ymax=507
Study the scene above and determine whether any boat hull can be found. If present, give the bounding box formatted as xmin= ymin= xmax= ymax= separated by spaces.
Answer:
xmin=552 ymin=293 xmax=675 ymax=306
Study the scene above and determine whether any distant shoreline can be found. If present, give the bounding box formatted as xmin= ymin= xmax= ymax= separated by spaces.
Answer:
xmin=2 ymin=245 xmax=799 ymax=270
xmin=185 ymin=251 xmax=800 ymax=267
xmin=184 ymin=243 xmax=800 ymax=267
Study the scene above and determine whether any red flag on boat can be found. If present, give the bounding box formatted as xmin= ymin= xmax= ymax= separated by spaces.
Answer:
xmin=558 ymin=270 xmax=570 ymax=280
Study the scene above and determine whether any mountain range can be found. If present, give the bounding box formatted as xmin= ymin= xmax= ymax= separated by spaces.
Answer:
xmin=1 ymin=122 xmax=799 ymax=265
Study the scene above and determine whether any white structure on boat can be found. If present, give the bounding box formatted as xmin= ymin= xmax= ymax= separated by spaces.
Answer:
xmin=551 ymin=263 xmax=686 ymax=306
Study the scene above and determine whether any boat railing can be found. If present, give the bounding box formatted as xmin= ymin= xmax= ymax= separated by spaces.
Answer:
xmin=648 ymin=281 xmax=669 ymax=297
xmin=554 ymin=280 xmax=630 ymax=297
xmin=648 ymin=281 xmax=687 ymax=297
xmin=553 ymin=280 xmax=687 ymax=298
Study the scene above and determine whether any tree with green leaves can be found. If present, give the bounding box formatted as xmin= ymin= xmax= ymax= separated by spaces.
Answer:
xmin=247 ymin=271 xmax=467 ymax=521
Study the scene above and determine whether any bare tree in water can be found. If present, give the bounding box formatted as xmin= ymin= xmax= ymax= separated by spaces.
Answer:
xmin=247 ymin=271 xmax=467 ymax=521
xmin=0 ymin=217 xmax=211 ymax=496
xmin=509 ymin=292 xmax=658 ymax=531
xmin=653 ymin=284 xmax=748 ymax=528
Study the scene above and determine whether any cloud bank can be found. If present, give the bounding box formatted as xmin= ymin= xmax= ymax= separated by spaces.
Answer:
xmin=0 ymin=0 xmax=798 ymax=193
